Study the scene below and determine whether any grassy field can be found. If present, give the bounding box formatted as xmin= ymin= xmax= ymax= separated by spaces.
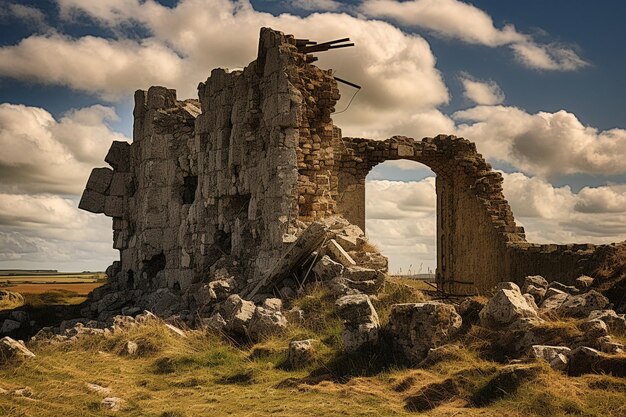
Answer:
xmin=1 ymin=280 xmax=625 ymax=416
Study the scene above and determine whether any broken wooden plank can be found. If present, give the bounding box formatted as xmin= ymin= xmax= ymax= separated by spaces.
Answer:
xmin=244 ymin=221 xmax=329 ymax=298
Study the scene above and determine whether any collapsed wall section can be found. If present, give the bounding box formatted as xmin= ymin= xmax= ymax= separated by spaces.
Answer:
xmin=79 ymin=28 xmax=340 ymax=318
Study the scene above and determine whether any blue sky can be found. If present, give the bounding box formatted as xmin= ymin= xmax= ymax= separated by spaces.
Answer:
xmin=1 ymin=0 xmax=625 ymax=272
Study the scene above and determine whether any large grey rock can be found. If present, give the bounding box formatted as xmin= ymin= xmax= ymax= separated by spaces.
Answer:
xmin=288 ymin=339 xmax=317 ymax=368
xmin=0 ymin=337 xmax=35 ymax=362
xmin=336 ymin=294 xmax=380 ymax=352
xmin=203 ymin=312 xmax=227 ymax=332
xmin=588 ymin=309 xmax=626 ymax=334
xmin=521 ymin=275 xmax=548 ymax=293
xmin=389 ymin=302 xmax=462 ymax=365
xmin=479 ymin=282 xmax=538 ymax=328
xmin=312 ymin=255 xmax=344 ymax=281
xmin=557 ymin=290 xmax=609 ymax=318
xmin=530 ymin=345 xmax=571 ymax=371
xmin=568 ymin=346 xmax=626 ymax=377
xmin=539 ymin=291 xmax=569 ymax=313
xmin=247 ymin=307 xmax=288 ymax=340
xmin=222 ymin=295 xmax=255 ymax=335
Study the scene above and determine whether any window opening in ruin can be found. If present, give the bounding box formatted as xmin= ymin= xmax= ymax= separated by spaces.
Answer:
xmin=127 ymin=270 xmax=134 ymax=288
xmin=365 ymin=160 xmax=436 ymax=278
xmin=182 ymin=176 xmax=198 ymax=204
xmin=172 ymin=282 xmax=181 ymax=292
xmin=143 ymin=252 xmax=166 ymax=285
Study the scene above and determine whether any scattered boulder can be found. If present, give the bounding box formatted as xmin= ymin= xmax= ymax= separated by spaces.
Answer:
xmin=575 ymin=275 xmax=594 ymax=290
xmin=539 ymin=290 xmax=569 ymax=314
xmin=530 ymin=345 xmax=571 ymax=370
xmin=521 ymin=276 xmax=548 ymax=293
xmin=101 ymin=397 xmax=125 ymax=412
xmin=222 ymin=295 xmax=255 ymax=335
xmin=0 ymin=337 xmax=35 ymax=362
xmin=557 ymin=290 xmax=609 ymax=318
xmin=479 ymin=282 xmax=537 ymax=328
xmin=248 ymin=307 xmax=288 ymax=341
xmin=288 ymin=339 xmax=317 ymax=368
xmin=312 ymin=255 xmax=344 ymax=281
xmin=203 ymin=312 xmax=227 ymax=332
xmin=524 ymin=285 xmax=546 ymax=305
xmin=336 ymin=294 xmax=380 ymax=352
xmin=568 ymin=346 xmax=626 ymax=377
xmin=548 ymin=281 xmax=580 ymax=295
xmin=389 ymin=302 xmax=462 ymax=365
xmin=85 ymin=383 xmax=112 ymax=396
xmin=262 ymin=298 xmax=282 ymax=311
xmin=580 ymin=319 xmax=609 ymax=341
xmin=123 ymin=341 xmax=139 ymax=356
xmin=588 ymin=309 xmax=626 ymax=334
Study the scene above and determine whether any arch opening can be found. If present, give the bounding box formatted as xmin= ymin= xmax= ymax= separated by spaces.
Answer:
xmin=365 ymin=160 xmax=437 ymax=277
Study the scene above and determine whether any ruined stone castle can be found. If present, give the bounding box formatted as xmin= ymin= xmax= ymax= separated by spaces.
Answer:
xmin=79 ymin=28 xmax=611 ymax=318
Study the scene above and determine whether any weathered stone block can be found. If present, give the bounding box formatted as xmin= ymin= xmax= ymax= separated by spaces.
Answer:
xmin=388 ymin=302 xmax=462 ymax=365
xmin=86 ymin=167 xmax=113 ymax=193
xmin=78 ymin=189 xmax=106 ymax=213
xmin=105 ymin=141 xmax=131 ymax=172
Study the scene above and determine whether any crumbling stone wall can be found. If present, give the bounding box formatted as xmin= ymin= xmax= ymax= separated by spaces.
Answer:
xmin=79 ymin=27 xmax=616 ymax=313
xmin=334 ymin=135 xmax=605 ymax=294
xmin=79 ymin=28 xmax=341 ymax=317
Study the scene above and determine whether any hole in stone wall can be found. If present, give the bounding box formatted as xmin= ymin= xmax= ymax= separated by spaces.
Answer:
xmin=172 ymin=282 xmax=181 ymax=292
xmin=365 ymin=160 xmax=437 ymax=277
xmin=144 ymin=252 xmax=166 ymax=285
xmin=215 ymin=230 xmax=231 ymax=255
xmin=126 ymin=270 xmax=134 ymax=288
xmin=182 ymin=175 xmax=198 ymax=204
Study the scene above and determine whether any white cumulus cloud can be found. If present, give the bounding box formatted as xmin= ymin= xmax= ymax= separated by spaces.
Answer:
xmin=460 ymin=74 xmax=504 ymax=105
xmin=0 ymin=103 xmax=129 ymax=195
xmin=360 ymin=0 xmax=588 ymax=71
xmin=454 ymin=106 xmax=626 ymax=177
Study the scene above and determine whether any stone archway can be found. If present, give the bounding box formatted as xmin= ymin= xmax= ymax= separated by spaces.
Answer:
xmin=335 ymin=135 xmax=527 ymax=294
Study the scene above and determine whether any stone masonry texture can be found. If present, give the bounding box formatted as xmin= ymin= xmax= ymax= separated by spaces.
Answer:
xmin=79 ymin=27 xmax=618 ymax=319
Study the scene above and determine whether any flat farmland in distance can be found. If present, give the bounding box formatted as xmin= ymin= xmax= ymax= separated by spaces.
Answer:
xmin=6 ymin=283 xmax=102 ymax=295
xmin=0 ymin=271 xmax=106 ymax=296
xmin=1 ymin=276 xmax=100 ymax=283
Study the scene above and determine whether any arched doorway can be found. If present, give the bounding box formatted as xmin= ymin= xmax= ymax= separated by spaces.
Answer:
xmin=364 ymin=160 xmax=437 ymax=277
xmin=335 ymin=135 xmax=526 ymax=294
